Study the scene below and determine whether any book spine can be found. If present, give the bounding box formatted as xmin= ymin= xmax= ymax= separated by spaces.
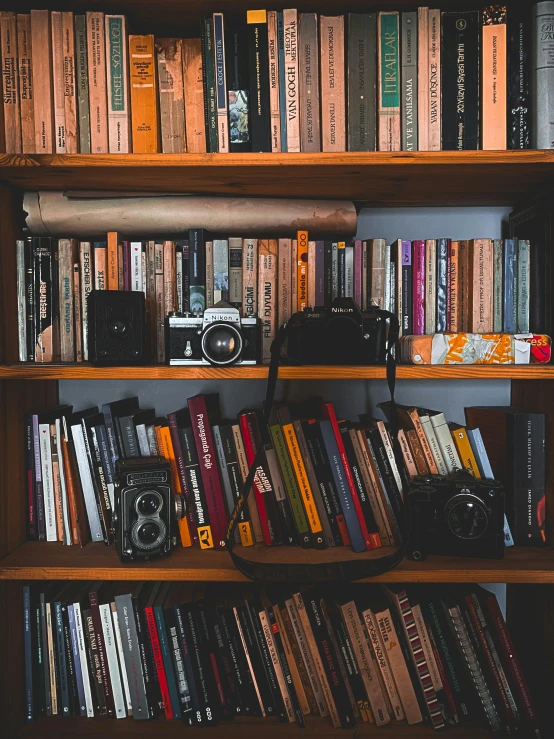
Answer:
xmin=201 ymin=17 xmax=218 ymax=152
xmin=17 ymin=14 xmax=35 ymax=153
xmin=345 ymin=427 xmax=381 ymax=548
xmin=180 ymin=425 xmax=212 ymax=549
xmin=267 ymin=11 xmax=281 ymax=152
xmin=378 ymin=11 xmax=400 ymax=151
xmin=219 ymin=424 xmax=254 ymax=547
xmin=436 ymin=238 xmax=449 ymax=333
xmin=492 ymin=239 xmax=503 ymax=332
xmin=105 ymin=15 xmax=130 ymax=153
xmin=258 ymin=239 xmax=277 ymax=364
xmin=23 ymin=586 xmax=33 ymax=721
xmin=212 ymin=239 xmax=229 ymax=303
xmin=448 ymin=240 xmax=459 ymax=332
xmin=54 ymin=602 xmax=71 ymax=715
xmin=277 ymin=12 xmax=287 ymax=151
xmin=262 ymin=605 xmax=297 ymax=723
xmin=183 ymin=38 xmax=206 ymax=153
xmin=517 ymin=239 xmax=530 ymax=332
xmin=154 ymin=242 xmax=164 ymax=362
xmin=299 ymin=13 xmax=321 ymax=152
xmin=30 ymin=10 xmax=54 ymax=152
xmin=412 ymin=240 xmax=425 ymax=334
xmin=78 ymin=241 xmax=91 ymax=360
xmin=247 ymin=11 xmax=271 ymax=152
xmin=241 ymin=237 xmax=258 ymax=317
xmin=99 ymin=603 xmax=126 ymax=718
xmin=417 ymin=7 xmax=429 ymax=150
xmin=168 ymin=417 xmax=197 ymax=546
xmin=512 ymin=412 xmax=546 ymax=545
xmin=213 ymin=13 xmax=229 ymax=153
xmin=532 ymin=2 xmax=554 ymax=149
xmin=232 ymin=424 xmax=264 ymax=543
xmin=362 ymin=608 xmax=404 ymax=721
xmin=320 ymin=15 xmax=345 ymax=152
xmin=469 ymin=238 xmax=494 ymax=333
xmin=144 ymin=608 xmax=173 ymax=719
xmin=296 ymin=230 xmax=308 ymax=311
xmin=348 ymin=14 xmax=376 ymax=152
xmin=45 ymin=602 xmax=58 ymax=714
xmin=74 ymin=15 xmax=90 ymax=153
xmin=188 ymin=229 xmax=205 ymax=315
xmin=401 ymin=12 xmax=417 ymax=151
xmin=33 ymin=239 xmax=54 ymax=363
xmin=1 ymin=12 xmax=21 ymax=153
xmin=441 ymin=11 xmax=480 ymax=150
xmin=111 ymin=604 xmax=132 ymax=715
xmin=129 ymin=35 xmax=158 ymax=152
xmin=16 ymin=240 xmax=27 ymax=361
xmin=88 ymin=591 xmax=115 ymax=716
xmin=428 ymin=9 xmax=441 ymax=151
xmin=482 ymin=7 xmax=507 ymax=149
xmin=165 ymin=608 xmax=192 ymax=718
xmin=73 ymin=602 xmax=95 ymax=717
xmin=86 ymin=12 xmax=108 ymax=153
xmin=94 ymin=242 xmax=106 ymax=290
xmin=424 ymin=239 xmax=436 ymax=335
xmin=458 ymin=240 xmax=469 ymax=331
xmin=114 ymin=595 xmax=149 ymax=719
xmin=61 ymin=12 xmax=77 ymax=154
xmin=276 ymin=238 xmax=292 ymax=325
xmin=283 ymin=9 xmax=300 ymax=152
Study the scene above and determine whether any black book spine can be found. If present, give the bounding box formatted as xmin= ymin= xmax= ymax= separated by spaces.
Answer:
xmin=366 ymin=428 xmax=403 ymax=532
xmin=83 ymin=608 xmax=106 ymax=715
xmin=436 ymin=238 xmax=449 ymax=333
xmin=247 ymin=11 xmax=271 ymax=152
xmin=188 ymin=228 xmax=206 ymax=315
xmin=333 ymin=613 xmax=371 ymax=722
xmin=219 ymin=424 xmax=250 ymax=523
xmin=510 ymin=413 xmax=546 ymax=546
xmin=178 ymin=239 xmax=190 ymax=312
xmin=507 ymin=11 xmax=531 ymax=149
xmin=196 ymin=600 xmax=229 ymax=721
xmin=89 ymin=426 xmax=113 ymax=544
xmin=304 ymin=593 xmax=356 ymax=728
xmin=323 ymin=241 xmax=333 ymax=308
xmin=23 ymin=586 xmax=34 ymax=722
xmin=40 ymin=594 xmax=52 ymax=716
xmin=33 ymin=237 xmax=53 ymax=362
xmin=338 ymin=244 xmax=346 ymax=297
xmin=24 ymin=236 xmax=35 ymax=361
xmin=88 ymin=592 xmax=114 ymax=717
xmin=218 ymin=605 xmax=257 ymax=716
xmin=210 ymin=606 xmax=241 ymax=716
xmin=180 ymin=426 xmax=211 ymax=535
xmin=441 ymin=11 xmax=480 ymax=150
xmin=132 ymin=597 xmax=162 ymax=718
xmin=24 ymin=414 xmax=37 ymax=540
xmin=119 ymin=416 xmax=139 ymax=458
xmin=61 ymin=604 xmax=79 ymax=716
xmin=236 ymin=602 xmax=273 ymax=715
xmin=164 ymin=607 xmax=193 ymax=718
xmin=267 ymin=602 xmax=305 ymax=727
xmin=183 ymin=603 xmax=219 ymax=725
xmin=347 ymin=13 xmax=377 ymax=151
xmin=226 ymin=20 xmax=251 ymax=152
xmin=174 ymin=604 xmax=200 ymax=726
xmin=264 ymin=440 xmax=298 ymax=547
xmin=244 ymin=599 xmax=283 ymax=719
xmin=34 ymin=595 xmax=45 ymax=717
xmin=54 ymin=603 xmax=70 ymax=716
xmin=201 ymin=17 xmax=218 ymax=152
xmin=339 ymin=423 xmax=380 ymax=543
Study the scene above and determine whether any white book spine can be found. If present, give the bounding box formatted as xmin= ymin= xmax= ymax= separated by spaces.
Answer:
xmin=242 ymin=238 xmax=258 ymax=317
xmin=213 ymin=238 xmax=229 ymax=303
xmin=378 ymin=423 xmax=404 ymax=497
xmin=131 ymin=242 xmax=142 ymax=291
xmin=384 ymin=243 xmax=391 ymax=312
xmin=175 ymin=249 xmax=183 ymax=311
xmin=259 ymin=608 xmax=295 ymax=721
xmin=345 ymin=245 xmax=354 ymax=298
xmin=99 ymin=603 xmax=126 ymax=718
xmin=146 ymin=425 xmax=158 ymax=455
xmin=419 ymin=415 xmax=448 ymax=475
xmin=17 ymin=240 xmax=26 ymax=361
xmin=430 ymin=413 xmax=462 ymax=472
xmin=111 ymin=605 xmax=133 ymax=714
xmin=71 ymin=424 xmax=104 ymax=541
xmin=39 ymin=423 xmax=57 ymax=541
xmin=55 ymin=419 xmax=72 ymax=544
xmin=362 ymin=608 xmax=404 ymax=720
xmin=136 ymin=424 xmax=151 ymax=456
xmin=80 ymin=242 xmax=92 ymax=361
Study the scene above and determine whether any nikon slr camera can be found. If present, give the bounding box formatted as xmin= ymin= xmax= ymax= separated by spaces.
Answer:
xmin=112 ymin=457 xmax=184 ymax=561
xmin=407 ymin=469 xmax=505 ymax=560
xmin=167 ymin=302 xmax=259 ymax=366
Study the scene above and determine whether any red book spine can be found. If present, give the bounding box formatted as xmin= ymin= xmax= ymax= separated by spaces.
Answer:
xmin=238 ymin=413 xmax=272 ymax=546
xmin=412 ymin=240 xmax=426 ymax=335
xmin=323 ymin=402 xmax=373 ymax=551
xmin=144 ymin=606 xmax=173 ymax=719
xmin=168 ymin=414 xmax=198 ymax=546
xmin=486 ymin=595 xmax=541 ymax=732
xmin=187 ymin=395 xmax=227 ymax=550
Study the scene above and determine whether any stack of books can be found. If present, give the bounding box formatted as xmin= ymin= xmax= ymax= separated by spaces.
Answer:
xmin=22 ymin=580 xmax=543 ymax=735
xmin=24 ymin=394 xmax=546 ymax=550
xmin=2 ymin=4 xmax=553 ymax=154
xmin=16 ymin=233 xmax=534 ymax=365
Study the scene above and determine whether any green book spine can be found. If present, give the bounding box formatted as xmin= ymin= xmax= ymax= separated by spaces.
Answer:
xmin=517 ymin=239 xmax=530 ymax=333
xmin=268 ymin=419 xmax=313 ymax=547
xmin=493 ymin=239 xmax=503 ymax=332
xmin=75 ymin=15 xmax=91 ymax=153
xmin=202 ymin=17 xmax=218 ymax=152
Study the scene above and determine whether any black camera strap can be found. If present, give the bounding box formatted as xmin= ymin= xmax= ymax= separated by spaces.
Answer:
xmin=224 ymin=312 xmax=411 ymax=582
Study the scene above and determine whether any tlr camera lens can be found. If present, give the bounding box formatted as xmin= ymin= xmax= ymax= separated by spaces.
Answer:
xmin=137 ymin=521 xmax=161 ymax=546
xmin=136 ymin=490 xmax=162 ymax=516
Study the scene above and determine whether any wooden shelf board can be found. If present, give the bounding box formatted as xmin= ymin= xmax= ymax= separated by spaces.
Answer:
xmin=0 ymin=363 xmax=552 ymax=380
xmin=1 ymin=151 xmax=553 ymax=205
xmin=2 ymin=541 xmax=553 ymax=583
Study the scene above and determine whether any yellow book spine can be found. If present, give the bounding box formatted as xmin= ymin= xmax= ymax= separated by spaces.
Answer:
xmin=282 ymin=422 xmax=323 ymax=536
xmin=451 ymin=427 xmax=481 ymax=478
xmin=158 ymin=425 xmax=193 ymax=547
xmin=107 ymin=232 xmax=119 ymax=290
xmin=297 ymin=230 xmax=308 ymax=311
xmin=129 ymin=34 xmax=158 ymax=152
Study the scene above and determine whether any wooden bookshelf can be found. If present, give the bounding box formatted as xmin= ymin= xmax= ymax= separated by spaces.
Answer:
xmin=1 ymin=151 xmax=554 ymax=205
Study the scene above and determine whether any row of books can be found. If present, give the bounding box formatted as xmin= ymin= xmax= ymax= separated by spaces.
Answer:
xmin=2 ymin=5 xmax=553 ymax=155
xmin=25 ymin=391 xmax=546 ymax=551
xmin=16 ymin=233 xmax=534 ymax=366
xmin=22 ymin=580 xmax=543 ymax=735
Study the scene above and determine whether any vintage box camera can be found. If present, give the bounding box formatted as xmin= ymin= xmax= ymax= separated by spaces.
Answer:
xmin=285 ymin=297 xmax=388 ymax=365
xmin=88 ymin=290 xmax=147 ymax=365
xmin=112 ymin=457 xmax=184 ymax=561
xmin=407 ymin=470 xmax=505 ymax=560
xmin=167 ymin=301 xmax=259 ymax=366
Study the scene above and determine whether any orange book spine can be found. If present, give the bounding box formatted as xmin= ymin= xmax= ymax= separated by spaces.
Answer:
xmin=159 ymin=425 xmax=193 ymax=547
xmin=60 ymin=434 xmax=80 ymax=545
xmin=397 ymin=429 xmax=418 ymax=478
xmin=408 ymin=408 xmax=439 ymax=474
xmin=296 ymin=230 xmax=308 ymax=311
xmin=50 ymin=424 xmax=64 ymax=542
xmin=449 ymin=241 xmax=459 ymax=332
xmin=62 ymin=12 xmax=78 ymax=154
xmin=182 ymin=38 xmax=206 ymax=153
xmin=86 ymin=12 xmax=109 ymax=153
xmin=481 ymin=6 xmax=507 ymax=150
xmin=468 ymin=238 xmax=494 ymax=333
xmin=0 ymin=12 xmax=21 ymax=154
xmin=31 ymin=10 xmax=54 ymax=153
xmin=17 ymin=14 xmax=35 ymax=153
xmin=94 ymin=243 xmax=106 ymax=290
xmin=129 ymin=34 xmax=158 ymax=153
xmin=307 ymin=241 xmax=316 ymax=309
xmin=450 ymin=425 xmax=481 ymax=478
xmin=406 ymin=429 xmax=429 ymax=476
xmin=51 ymin=12 xmax=67 ymax=153
xmin=107 ymin=232 xmax=119 ymax=290
xmin=319 ymin=15 xmax=346 ymax=152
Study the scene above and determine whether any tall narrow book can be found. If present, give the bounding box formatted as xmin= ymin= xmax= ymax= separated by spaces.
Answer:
xmin=156 ymin=38 xmax=186 ymax=154
xmin=30 ymin=10 xmax=54 ymax=153
xmin=378 ymin=11 xmax=400 ymax=151
xmin=320 ymin=15 xmax=345 ymax=152
xmin=1 ymin=12 xmax=22 ymax=153
xmin=299 ymin=13 xmax=321 ymax=152
xmin=17 ymin=13 xmax=35 ymax=153
xmin=283 ymin=9 xmax=300 ymax=152
xmin=129 ymin=35 xmax=158 ymax=153
xmin=401 ymin=12 xmax=417 ymax=151
xmin=532 ymin=1 xmax=554 ymax=149
xmin=183 ymin=38 xmax=207 ymax=153
xmin=105 ymin=15 xmax=130 ymax=153
xmin=86 ymin=12 xmax=108 ymax=153
xmin=348 ymin=13 xmax=376 ymax=152
xmin=482 ymin=6 xmax=507 ymax=150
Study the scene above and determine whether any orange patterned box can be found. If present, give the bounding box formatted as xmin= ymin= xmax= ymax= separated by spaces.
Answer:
xmin=401 ymin=333 xmax=551 ymax=365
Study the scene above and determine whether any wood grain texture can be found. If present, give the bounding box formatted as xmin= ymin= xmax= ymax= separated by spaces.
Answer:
xmin=2 ymin=540 xmax=554 ymax=583
xmin=0 ymin=151 xmax=553 ymax=205
xmin=0 ymin=363 xmax=553 ymax=380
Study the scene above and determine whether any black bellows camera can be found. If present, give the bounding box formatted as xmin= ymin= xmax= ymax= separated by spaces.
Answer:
xmin=407 ymin=470 xmax=505 ymax=560
xmin=88 ymin=290 xmax=147 ymax=365
xmin=112 ymin=457 xmax=184 ymax=561
xmin=285 ymin=297 xmax=389 ymax=365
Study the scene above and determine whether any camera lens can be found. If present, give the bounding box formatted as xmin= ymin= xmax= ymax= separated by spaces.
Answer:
xmin=202 ymin=323 xmax=242 ymax=365
xmin=108 ymin=315 xmax=130 ymax=338
xmin=137 ymin=521 xmax=161 ymax=546
xmin=446 ymin=496 xmax=489 ymax=540
xmin=136 ymin=491 xmax=162 ymax=516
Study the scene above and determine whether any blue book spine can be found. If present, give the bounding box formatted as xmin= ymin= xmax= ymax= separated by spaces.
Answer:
xmin=318 ymin=420 xmax=365 ymax=552
xmin=315 ymin=241 xmax=325 ymax=306
xmin=503 ymin=239 xmax=517 ymax=333
xmin=154 ymin=606 xmax=182 ymax=719
xmin=23 ymin=586 xmax=34 ymax=722
xmin=67 ymin=604 xmax=87 ymax=716
xmin=55 ymin=602 xmax=71 ymax=715
xmin=277 ymin=12 xmax=288 ymax=151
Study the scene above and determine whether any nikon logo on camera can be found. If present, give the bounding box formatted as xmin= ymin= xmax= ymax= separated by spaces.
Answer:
xmin=331 ymin=307 xmax=354 ymax=313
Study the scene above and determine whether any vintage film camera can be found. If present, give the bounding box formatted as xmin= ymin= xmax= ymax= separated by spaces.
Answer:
xmin=167 ymin=301 xmax=259 ymax=366
xmin=112 ymin=457 xmax=184 ymax=561
xmin=407 ymin=470 xmax=505 ymax=560
xmin=88 ymin=290 xmax=147 ymax=365
xmin=284 ymin=297 xmax=389 ymax=365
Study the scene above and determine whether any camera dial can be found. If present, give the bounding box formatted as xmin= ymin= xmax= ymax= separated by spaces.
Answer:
xmin=445 ymin=493 xmax=489 ymax=540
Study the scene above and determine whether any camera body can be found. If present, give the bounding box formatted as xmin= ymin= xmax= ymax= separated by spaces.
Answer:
xmin=88 ymin=290 xmax=147 ymax=365
xmin=167 ymin=302 xmax=259 ymax=366
xmin=407 ymin=470 xmax=505 ymax=560
xmin=285 ymin=298 xmax=388 ymax=365
xmin=112 ymin=457 xmax=184 ymax=561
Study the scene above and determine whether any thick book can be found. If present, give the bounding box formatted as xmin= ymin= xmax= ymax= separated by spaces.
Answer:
xmin=482 ymin=6 xmax=507 ymax=150
xmin=436 ymin=238 xmax=449 ymax=333
xmin=401 ymin=12 xmax=417 ymax=151
xmin=129 ymin=35 xmax=158 ymax=152
xmin=412 ymin=240 xmax=425 ymax=335
xmin=183 ymin=38 xmax=207 ymax=153
xmin=99 ymin=602 xmax=126 ymax=718
xmin=74 ymin=15 xmax=91 ymax=153
xmin=428 ymin=9 xmax=441 ymax=151
xmin=283 ymin=9 xmax=300 ymax=152
xmin=17 ymin=13 xmax=35 ymax=153
xmin=299 ymin=13 xmax=321 ymax=152
xmin=226 ymin=19 xmax=250 ymax=153
xmin=1 ymin=12 xmax=21 ymax=154
xmin=277 ymin=12 xmax=288 ymax=151
xmin=201 ymin=17 xmax=217 ymax=152
xmin=213 ymin=13 xmax=229 ymax=153
xmin=247 ymin=10 xmax=271 ymax=152
xmin=114 ymin=594 xmax=149 ymax=719
xmin=30 ymin=10 xmax=54 ymax=153
xmin=442 ymin=11 xmax=480 ymax=150
xmin=532 ymin=2 xmax=554 ymax=149
xmin=105 ymin=15 xmax=130 ymax=153
xmin=348 ymin=13 xmax=376 ymax=152
xmin=507 ymin=10 xmax=531 ymax=149
xmin=86 ymin=12 xmax=108 ymax=153
xmin=156 ymin=38 xmax=185 ymax=153
xmin=468 ymin=238 xmax=494 ymax=333
xmin=319 ymin=15 xmax=345 ymax=152
xmin=377 ymin=11 xmax=400 ymax=151
xmin=417 ymin=7 xmax=429 ymax=150
xmin=258 ymin=239 xmax=277 ymax=364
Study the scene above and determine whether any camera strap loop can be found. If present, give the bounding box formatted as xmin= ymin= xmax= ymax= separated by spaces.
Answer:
xmin=224 ymin=312 xmax=411 ymax=583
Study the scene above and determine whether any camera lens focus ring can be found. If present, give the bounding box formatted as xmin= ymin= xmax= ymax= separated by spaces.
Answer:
xmin=201 ymin=322 xmax=243 ymax=365
xmin=445 ymin=493 xmax=489 ymax=540
xmin=131 ymin=518 xmax=166 ymax=551
xmin=135 ymin=490 xmax=163 ymax=516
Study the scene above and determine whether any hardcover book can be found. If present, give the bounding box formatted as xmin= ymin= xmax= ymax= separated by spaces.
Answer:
xmin=532 ymin=2 xmax=554 ymax=149
xmin=482 ymin=6 xmax=507 ymax=150
xmin=320 ymin=15 xmax=346 ymax=152
xmin=86 ymin=12 xmax=108 ymax=153
xmin=226 ymin=19 xmax=250 ymax=153
xmin=283 ymin=9 xmax=300 ymax=152
xmin=401 ymin=12 xmax=417 ymax=151
xmin=129 ymin=35 xmax=158 ymax=152
xmin=507 ymin=10 xmax=531 ymax=149
xmin=247 ymin=10 xmax=271 ymax=152
xmin=105 ymin=15 xmax=130 ymax=153
xmin=156 ymin=38 xmax=186 ymax=153
xmin=377 ymin=11 xmax=400 ymax=151
xmin=299 ymin=13 xmax=321 ymax=152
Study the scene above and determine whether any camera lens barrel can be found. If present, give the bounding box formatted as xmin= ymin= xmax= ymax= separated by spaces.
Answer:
xmin=201 ymin=322 xmax=243 ymax=365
